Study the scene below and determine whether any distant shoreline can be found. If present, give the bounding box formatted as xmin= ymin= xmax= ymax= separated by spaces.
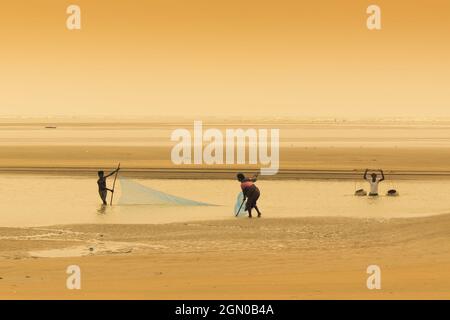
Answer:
xmin=2 ymin=167 xmax=450 ymax=180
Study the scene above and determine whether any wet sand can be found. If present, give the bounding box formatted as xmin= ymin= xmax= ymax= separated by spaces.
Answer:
xmin=1 ymin=119 xmax=450 ymax=299
xmin=2 ymin=119 xmax=450 ymax=178
xmin=2 ymin=146 xmax=450 ymax=179
xmin=1 ymin=214 xmax=450 ymax=299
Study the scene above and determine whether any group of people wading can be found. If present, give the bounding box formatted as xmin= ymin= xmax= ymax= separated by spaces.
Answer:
xmin=96 ymin=168 xmax=395 ymax=218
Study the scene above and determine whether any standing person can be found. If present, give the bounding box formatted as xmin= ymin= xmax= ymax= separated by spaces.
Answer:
xmin=97 ymin=168 xmax=120 ymax=205
xmin=237 ymin=173 xmax=262 ymax=218
xmin=364 ymin=169 xmax=385 ymax=196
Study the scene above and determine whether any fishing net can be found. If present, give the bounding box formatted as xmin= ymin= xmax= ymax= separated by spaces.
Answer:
xmin=118 ymin=177 xmax=212 ymax=206
xmin=234 ymin=192 xmax=247 ymax=216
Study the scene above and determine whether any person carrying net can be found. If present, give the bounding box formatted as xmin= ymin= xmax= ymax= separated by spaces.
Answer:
xmin=236 ymin=173 xmax=262 ymax=218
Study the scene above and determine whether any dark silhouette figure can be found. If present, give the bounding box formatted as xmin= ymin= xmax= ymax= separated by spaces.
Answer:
xmin=237 ymin=173 xmax=262 ymax=218
xmin=97 ymin=168 xmax=119 ymax=205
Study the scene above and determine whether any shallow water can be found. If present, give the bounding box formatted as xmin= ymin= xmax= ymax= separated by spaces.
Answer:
xmin=0 ymin=174 xmax=449 ymax=227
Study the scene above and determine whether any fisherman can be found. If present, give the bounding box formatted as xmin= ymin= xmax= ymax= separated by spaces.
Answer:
xmin=363 ymin=169 xmax=385 ymax=196
xmin=237 ymin=173 xmax=262 ymax=218
xmin=97 ymin=168 xmax=120 ymax=205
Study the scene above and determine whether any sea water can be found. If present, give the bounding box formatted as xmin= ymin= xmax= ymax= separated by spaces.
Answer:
xmin=0 ymin=174 xmax=449 ymax=227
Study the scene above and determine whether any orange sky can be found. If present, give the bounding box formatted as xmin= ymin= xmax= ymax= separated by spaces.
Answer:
xmin=0 ymin=0 xmax=449 ymax=118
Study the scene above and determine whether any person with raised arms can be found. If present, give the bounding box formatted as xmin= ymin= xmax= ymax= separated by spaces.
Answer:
xmin=364 ymin=169 xmax=385 ymax=197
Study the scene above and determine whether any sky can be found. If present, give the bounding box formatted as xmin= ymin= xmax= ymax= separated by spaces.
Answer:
xmin=0 ymin=0 xmax=449 ymax=118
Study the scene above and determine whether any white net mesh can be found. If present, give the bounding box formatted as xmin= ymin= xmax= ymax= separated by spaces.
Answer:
xmin=118 ymin=177 xmax=212 ymax=206
xmin=234 ymin=192 xmax=247 ymax=216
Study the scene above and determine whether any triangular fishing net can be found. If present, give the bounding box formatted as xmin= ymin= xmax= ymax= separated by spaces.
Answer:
xmin=118 ymin=177 xmax=212 ymax=206
xmin=234 ymin=192 xmax=247 ymax=216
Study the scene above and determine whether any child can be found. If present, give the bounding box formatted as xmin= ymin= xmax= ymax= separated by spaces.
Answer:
xmin=237 ymin=173 xmax=262 ymax=218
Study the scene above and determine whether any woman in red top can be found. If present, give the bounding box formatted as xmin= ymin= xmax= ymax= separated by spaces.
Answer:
xmin=237 ymin=173 xmax=262 ymax=218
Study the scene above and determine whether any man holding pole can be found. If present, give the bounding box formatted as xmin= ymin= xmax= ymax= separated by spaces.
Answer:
xmin=97 ymin=165 xmax=120 ymax=205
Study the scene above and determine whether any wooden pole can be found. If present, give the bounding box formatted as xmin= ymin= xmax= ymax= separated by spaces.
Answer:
xmin=110 ymin=163 xmax=120 ymax=206
xmin=235 ymin=199 xmax=245 ymax=217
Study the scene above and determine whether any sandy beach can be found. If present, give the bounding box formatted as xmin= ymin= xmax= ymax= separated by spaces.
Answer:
xmin=1 ymin=119 xmax=450 ymax=299
xmin=2 ymin=119 xmax=450 ymax=179
xmin=2 ymin=145 xmax=450 ymax=178
xmin=1 ymin=214 xmax=450 ymax=299
xmin=3 ymin=0 xmax=450 ymax=304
